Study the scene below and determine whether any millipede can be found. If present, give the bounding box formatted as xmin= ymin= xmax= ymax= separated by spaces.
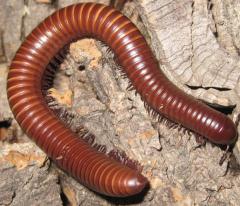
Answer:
xmin=7 ymin=2 xmax=237 ymax=197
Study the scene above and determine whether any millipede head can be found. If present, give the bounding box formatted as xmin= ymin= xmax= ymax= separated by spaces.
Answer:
xmin=213 ymin=116 xmax=237 ymax=145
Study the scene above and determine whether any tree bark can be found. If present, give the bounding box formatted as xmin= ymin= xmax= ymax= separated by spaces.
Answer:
xmin=0 ymin=0 xmax=240 ymax=205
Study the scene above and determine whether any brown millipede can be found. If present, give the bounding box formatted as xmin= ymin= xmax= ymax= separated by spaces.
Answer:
xmin=7 ymin=2 xmax=237 ymax=197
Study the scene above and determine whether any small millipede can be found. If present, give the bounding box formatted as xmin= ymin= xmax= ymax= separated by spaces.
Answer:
xmin=7 ymin=2 xmax=237 ymax=197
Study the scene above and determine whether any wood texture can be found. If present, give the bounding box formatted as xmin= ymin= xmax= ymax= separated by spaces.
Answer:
xmin=1 ymin=0 xmax=240 ymax=205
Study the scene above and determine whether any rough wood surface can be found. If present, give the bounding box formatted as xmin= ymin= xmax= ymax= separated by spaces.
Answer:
xmin=131 ymin=0 xmax=238 ymax=106
xmin=1 ymin=0 xmax=240 ymax=205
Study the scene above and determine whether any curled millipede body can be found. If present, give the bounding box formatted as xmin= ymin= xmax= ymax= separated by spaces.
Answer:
xmin=7 ymin=2 xmax=237 ymax=197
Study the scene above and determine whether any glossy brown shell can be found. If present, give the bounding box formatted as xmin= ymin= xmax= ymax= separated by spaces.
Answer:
xmin=7 ymin=2 xmax=237 ymax=198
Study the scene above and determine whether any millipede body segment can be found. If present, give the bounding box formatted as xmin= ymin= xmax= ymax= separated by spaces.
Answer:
xmin=7 ymin=2 xmax=237 ymax=197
